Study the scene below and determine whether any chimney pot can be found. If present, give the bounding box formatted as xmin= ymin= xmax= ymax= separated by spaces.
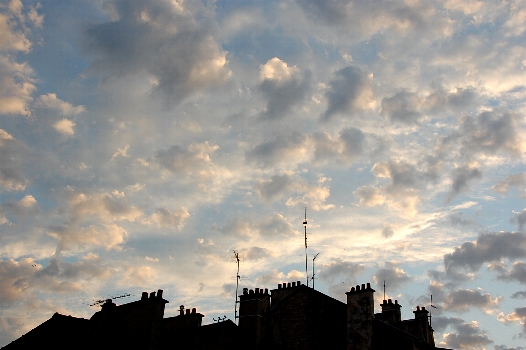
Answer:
xmin=141 ymin=292 xmax=148 ymax=301
xmin=179 ymin=305 xmax=184 ymax=315
xmin=264 ymin=288 xmax=268 ymax=294
xmin=388 ymin=299 xmax=392 ymax=304
xmin=297 ymin=280 xmax=301 ymax=286
xmin=278 ymin=283 xmax=282 ymax=289
xmin=287 ymin=282 xmax=291 ymax=288
xmin=356 ymin=285 xmax=361 ymax=291
xmin=243 ymin=288 xmax=248 ymax=295
xmin=255 ymin=288 xmax=259 ymax=294
xmin=422 ymin=306 xmax=426 ymax=311
xmin=157 ymin=289 xmax=163 ymax=299
xmin=417 ymin=306 xmax=420 ymax=311
xmin=351 ymin=287 xmax=355 ymax=292
xmin=395 ymin=300 xmax=398 ymax=305
xmin=249 ymin=289 xmax=254 ymax=294
xmin=292 ymin=282 xmax=296 ymax=287
xmin=150 ymin=291 xmax=156 ymax=299
xmin=367 ymin=282 xmax=371 ymax=289
xmin=362 ymin=283 xmax=366 ymax=290
xmin=192 ymin=308 xmax=196 ymax=314
xmin=186 ymin=309 xmax=190 ymax=315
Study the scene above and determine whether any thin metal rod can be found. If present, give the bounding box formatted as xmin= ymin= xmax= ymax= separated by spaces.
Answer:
xmin=303 ymin=208 xmax=308 ymax=287
xmin=312 ymin=253 xmax=319 ymax=290
xmin=234 ymin=251 xmax=240 ymax=324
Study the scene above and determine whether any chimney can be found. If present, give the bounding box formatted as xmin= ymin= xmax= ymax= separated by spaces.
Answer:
xmin=346 ymin=282 xmax=375 ymax=350
xmin=157 ymin=289 xmax=163 ymax=299
xmin=380 ymin=298 xmax=402 ymax=323
xmin=238 ymin=286 xmax=271 ymax=349
xmin=149 ymin=291 xmax=156 ymax=299
xmin=413 ymin=306 xmax=435 ymax=346
xmin=141 ymin=292 xmax=148 ymax=301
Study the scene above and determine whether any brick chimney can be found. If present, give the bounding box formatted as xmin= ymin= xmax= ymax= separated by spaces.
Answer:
xmin=413 ymin=306 xmax=435 ymax=346
xmin=380 ymin=298 xmax=402 ymax=323
xmin=239 ymin=287 xmax=271 ymax=349
xmin=346 ymin=283 xmax=375 ymax=350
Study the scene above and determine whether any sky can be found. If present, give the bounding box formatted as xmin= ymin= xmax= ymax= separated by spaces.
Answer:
xmin=0 ymin=0 xmax=526 ymax=348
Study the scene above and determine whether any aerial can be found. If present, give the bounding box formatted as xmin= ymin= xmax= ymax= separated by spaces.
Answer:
xmin=0 ymin=0 xmax=525 ymax=349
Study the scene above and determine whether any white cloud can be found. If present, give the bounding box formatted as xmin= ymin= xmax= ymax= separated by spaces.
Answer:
xmin=53 ymin=119 xmax=76 ymax=136
xmin=36 ymin=94 xmax=85 ymax=115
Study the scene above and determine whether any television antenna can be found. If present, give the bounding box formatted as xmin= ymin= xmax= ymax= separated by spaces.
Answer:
xmin=303 ymin=208 xmax=308 ymax=287
xmin=233 ymin=250 xmax=241 ymax=324
xmin=89 ymin=293 xmax=131 ymax=307
xmin=430 ymin=295 xmax=438 ymax=327
xmin=383 ymin=280 xmax=386 ymax=300
xmin=311 ymin=253 xmax=320 ymax=290
xmin=213 ymin=315 xmax=227 ymax=323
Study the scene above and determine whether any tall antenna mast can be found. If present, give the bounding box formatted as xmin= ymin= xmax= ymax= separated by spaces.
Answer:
xmin=383 ymin=280 xmax=386 ymax=300
xmin=311 ymin=253 xmax=319 ymax=290
xmin=303 ymin=208 xmax=308 ymax=287
xmin=233 ymin=250 xmax=240 ymax=324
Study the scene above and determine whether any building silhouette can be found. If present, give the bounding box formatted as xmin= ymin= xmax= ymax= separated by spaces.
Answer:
xmin=3 ymin=282 xmax=451 ymax=350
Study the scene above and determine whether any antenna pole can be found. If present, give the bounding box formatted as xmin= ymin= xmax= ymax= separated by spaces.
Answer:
xmin=303 ymin=208 xmax=308 ymax=287
xmin=233 ymin=251 xmax=240 ymax=324
xmin=312 ymin=253 xmax=319 ymax=290
xmin=383 ymin=280 xmax=386 ymax=300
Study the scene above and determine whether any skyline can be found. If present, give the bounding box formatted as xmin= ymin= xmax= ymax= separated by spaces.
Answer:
xmin=1 ymin=0 xmax=526 ymax=349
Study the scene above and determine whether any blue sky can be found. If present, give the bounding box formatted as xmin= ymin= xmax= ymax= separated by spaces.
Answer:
xmin=1 ymin=0 xmax=526 ymax=349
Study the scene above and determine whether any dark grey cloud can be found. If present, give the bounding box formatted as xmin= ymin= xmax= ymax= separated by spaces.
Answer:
xmin=373 ymin=265 xmax=411 ymax=290
xmin=447 ymin=212 xmax=476 ymax=227
xmin=372 ymin=159 xmax=437 ymax=196
xmin=320 ymin=258 xmax=365 ymax=284
xmin=497 ymin=262 xmax=526 ymax=284
xmin=155 ymin=142 xmax=218 ymax=177
xmin=512 ymin=209 xmax=526 ymax=232
xmin=246 ymin=132 xmax=307 ymax=167
xmin=381 ymin=91 xmax=422 ymax=124
xmin=511 ymin=291 xmax=526 ymax=299
xmin=447 ymin=165 xmax=482 ymax=202
xmin=444 ymin=232 xmax=526 ymax=273
xmin=255 ymin=174 xmax=294 ymax=202
xmin=442 ymin=288 xmax=500 ymax=312
xmin=492 ymin=173 xmax=526 ymax=195
xmin=381 ymin=87 xmax=477 ymax=125
xmin=83 ymin=0 xmax=230 ymax=103
xmin=461 ymin=111 xmax=524 ymax=157
xmin=441 ymin=320 xmax=493 ymax=349
xmin=381 ymin=224 xmax=394 ymax=238
xmin=243 ymin=247 xmax=272 ymax=261
xmin=321 ymin=66 xmax=374 ymax=121
xmin=258 ymin=69 xmax=312 ymax=121
xmin=312 ymin=127 xmax=367 ymax=164
xmin=213 ymin=214 xmax=298 ymax=238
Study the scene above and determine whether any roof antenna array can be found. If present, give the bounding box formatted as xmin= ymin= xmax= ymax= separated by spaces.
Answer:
xmin=89 ymin=293 xmax=131 ymax=307
xmin=303 ymin=208 xmax=308 ymax=287
xmin=311 ymin=253 xmax=320 ymax=290
xmin=233 ymin=250 xmax=241 ymax=324
xmin=430 ymin=295 xmax=438 ymax=327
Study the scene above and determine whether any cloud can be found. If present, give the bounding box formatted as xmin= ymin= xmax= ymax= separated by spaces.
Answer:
xmin=255 ymin=268 xmax=304 ymax=286
xmin=353 ymin=186 xmax=386 ymax=207
xmin=214 ymin=213 xmax=299 ymax=238
xmin=149 ymin=207 xmax=190 ymax=230
xmin=155 ymin=142 xmax=219 ymax=178
xmin=442 ymin=288 xmax=501 ymax=312
xmin=83 ymin=0 xmax=230 ymax=103
xmin=321 ymin=66 xmax=375 ymax=121
xmin=246 ymin=133 xmax=308 ymax=167
xmin=255 ymin=173 xmax=333 ymax=210
xmin=373 ymin=265 xmax=411 ymax=290
xmin=0 ymin=57 xmax=35 ymax=116
xmin=0 ymin=195 xmax=38 ymax=224
xmin=440 ymin=320 xmax=493 ymax=349
xmin=492 ymin=173 xmax=526 ymax=195
xmin=258 ymin=58 xmax=311 ymax=121
xmin=0 ymin=129 xmax=27 ymax=191
xmin=444 ymin=232 xmax=526 ymax=274
xmin=67 ymin=191 xmax=143 ymax=224
xmin=53 ymin=119 xmax=76 ymax=136
xmin=498 ymin=307 xmax=526 ymax=334
xmin=312 ymin=127 xmax=367 ymax=164
xmin=48 ymin=223 xmax=127 ymax=252
xmin=380 ymin=87 xmax=477 ymax=124
xmin=381 ymin=224 xmax=394 ymax=238
xmin=496 ymin=261 xmax=526 ymax=284
xmin=446 ymin=165 xmax=482 ymax=202
xmin=35 ymin=93 xmax=85 ymax=115
xmin=460 ymin=111 xmax=525 ymax=157
xmin=512 ymin=210 xmax=526 ymax=232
